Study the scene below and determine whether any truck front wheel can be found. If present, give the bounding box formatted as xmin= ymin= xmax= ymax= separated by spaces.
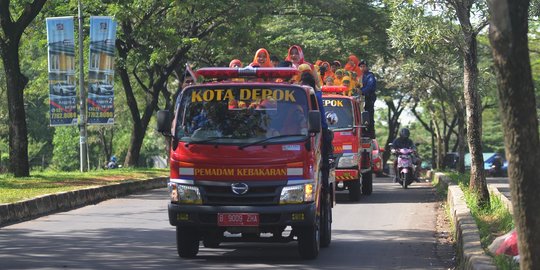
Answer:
xmin=176 ymin=226 xmax=200 ymax=258
xmin=348 ymin=178 xmax=361 ymax=201
xmin=297 ymin=216 xmax=320 ymax=259
xmin=320 ymin=191 xmax=332 ymax=248
xmin=362 ymin=171 xmax=373 ymax=195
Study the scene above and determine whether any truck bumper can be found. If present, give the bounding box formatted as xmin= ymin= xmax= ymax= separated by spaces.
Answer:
xmin=168 ymin=203 xmax=316 ymax=227
xmin=335 ymin=169 xmax=359 ymax=182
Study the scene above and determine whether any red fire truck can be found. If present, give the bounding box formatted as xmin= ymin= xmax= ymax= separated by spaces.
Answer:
xmin=157 ymin=67 xmax=335 ymax=260
xmin=321 ymin=86 xmax=373 ymax=201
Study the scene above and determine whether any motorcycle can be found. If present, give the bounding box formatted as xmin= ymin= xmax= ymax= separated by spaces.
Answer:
xmin=392 ymin=148 xmax=417 ymax=189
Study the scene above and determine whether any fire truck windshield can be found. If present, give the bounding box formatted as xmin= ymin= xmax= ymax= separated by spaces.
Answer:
xmin=175 ymin=85 xmax=310 ymax=144
xmin=322 ymin=98 xmax=354 ymax=130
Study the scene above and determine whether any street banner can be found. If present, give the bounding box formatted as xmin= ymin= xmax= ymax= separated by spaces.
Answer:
xmin=87 ymin=16 xmax=117 ymax=125
xmin=46 ymin=17 xmax=78 ymax=126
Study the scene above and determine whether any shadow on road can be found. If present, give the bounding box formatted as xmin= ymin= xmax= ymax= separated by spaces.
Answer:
xmin=335 ymin=177 xmax=440 ymax=205
xmin=0 ymin=227 xmax=450 ymax=269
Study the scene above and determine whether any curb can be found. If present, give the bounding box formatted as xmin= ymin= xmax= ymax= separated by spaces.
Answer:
xmin=0 ymin=177 xmax=168 ymax=228
xmin=487 ymin=184 xmax=513 ymax=215
xmin=433 ymin=172 xmax=497 ymax=270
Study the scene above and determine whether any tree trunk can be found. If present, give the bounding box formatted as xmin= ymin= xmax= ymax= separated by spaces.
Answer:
xmin=433 ymin=120 xmax=444 ymax=169
xmin=462 ymin=31 xmax=489 ymax=206
xmin=124 ymin=88 xmax=160 ymax=167
xmin=457 ymin=105 xmax=466 ymax=173
xmin=382 ymin=98 xmax=404 ymax=166
xmin=488 ymin=0 xmax=540 ymax=268
xmin=0 ymin=0 xmax=47 ymax=176
xmin=0 ymin=41 xmax=29 ymax=177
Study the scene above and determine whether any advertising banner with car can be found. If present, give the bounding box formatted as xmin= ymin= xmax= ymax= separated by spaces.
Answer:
xmin=87 ymin=16 xmax=117 ymax=125
xmin=46 ymin=17 xmax=78 ymax=126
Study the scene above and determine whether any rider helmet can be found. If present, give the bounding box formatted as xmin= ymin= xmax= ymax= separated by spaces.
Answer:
xmin=399 ymin=128 xmax=410 ymax=139
xmin=326 ymin=111 xmax=338 ymax=125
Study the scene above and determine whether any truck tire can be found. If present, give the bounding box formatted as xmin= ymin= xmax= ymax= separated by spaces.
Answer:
xmin=320 ymin=192 xmax=332 ymax=248
xmin=202 ymin=230 xmax=221 ymax=248
xmin=176 ymin=226 xmax=200 ymax=258
xmin=362 ymin=171 xmax=373 ymax=195
xmin=297 ymin=217 xmax=320 ymax=259
xmin=348 ymin=178 xmax=361 ymax=201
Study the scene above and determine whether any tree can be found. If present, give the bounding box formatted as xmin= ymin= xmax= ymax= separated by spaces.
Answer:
xmin=447 ymin=0 xmax=490 ymax=206
xmin=0 ymin=0 xmax=47 ymax=176
xmin=51 ymin=126 xmax=79 ymax=171
xmin=112 ymin=1 xmax=272 ymax=167
xmin=488 ymin=0 xmax=540 ymax=268
xmin=387 ymin=1 xmax=490 ymax=205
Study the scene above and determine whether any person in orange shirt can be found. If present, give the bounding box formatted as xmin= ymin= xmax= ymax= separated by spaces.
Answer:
xmin=342 ymin=76 xmax=353 ymax=96
xmin=333 ymin=69 xmax=344 ymax=86
xmin=344 ymin=54 xmax=363 ymax=78
xmin=250 ymin=48 xmax=274 ymax=67
xmin=320 ymin=61 xmax=334 ymax=81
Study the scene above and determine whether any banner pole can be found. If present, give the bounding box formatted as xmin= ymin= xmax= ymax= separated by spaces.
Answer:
xmin=78 ymin=0 xmax=88 ymax=172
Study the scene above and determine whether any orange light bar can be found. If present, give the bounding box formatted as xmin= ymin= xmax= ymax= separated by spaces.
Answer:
xmin=322 ymin=86 xmax=348 ymax=93
xmin=196 ymin=67 xmax=298 ymax=80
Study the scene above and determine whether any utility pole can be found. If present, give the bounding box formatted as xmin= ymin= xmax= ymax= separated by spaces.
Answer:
xmin=78 ymin=0 xmax=88 ymax=172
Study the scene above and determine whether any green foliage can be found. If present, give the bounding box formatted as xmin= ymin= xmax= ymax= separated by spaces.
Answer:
xmin=51 ymin=126 xmax=80 ymax=171
xmin=448 ymin=172 xmax=514 ymax=249
xmin=493 ymin=254 xmax=519 ymax=270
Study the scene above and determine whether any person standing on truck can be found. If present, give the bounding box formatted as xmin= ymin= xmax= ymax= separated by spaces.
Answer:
xmin=300 ymin=71 xmax=333 ymax=188
xmin=344 ymin=54 xmax=363 ymax=79
xmin=285 ymin=45 xmax=311 ymax=69
xmin=359 ymin=59 xmax=377 ymax=139
xmin=229 ymin=59 xmax=243 ymax=68
xmin=250 ymin=48 xmax=274 ymax=67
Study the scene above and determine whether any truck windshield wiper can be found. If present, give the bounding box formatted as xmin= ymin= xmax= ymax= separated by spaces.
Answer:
xmin=239 ymin=134 xmax=305 ymax=149
xmin=186 ymin=136 xmax=231 ymax=146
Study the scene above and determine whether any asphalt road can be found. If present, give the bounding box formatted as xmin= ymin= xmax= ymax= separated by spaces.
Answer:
xmin=0 ymin=176 xmax=454 ymax=270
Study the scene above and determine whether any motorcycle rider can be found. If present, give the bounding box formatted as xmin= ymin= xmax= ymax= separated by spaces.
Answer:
xmin=107 ymin=156 xmax=118 ymax=169
xmin=391 ymin=128 xmax=420 ymax=182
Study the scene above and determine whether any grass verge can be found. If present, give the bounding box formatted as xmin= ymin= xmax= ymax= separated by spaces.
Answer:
xmin=0 ymin=168 xmax=168 ymax=204
xmin=446 ymin=172 xmax=516 ymax=269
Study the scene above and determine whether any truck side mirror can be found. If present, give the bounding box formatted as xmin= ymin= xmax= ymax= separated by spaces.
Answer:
xmin=157 ymin=110 xmax=172 ymax=135
xmin=308 ymin=111 xmax=321 ymax=133
xmin=361 ymin=111 xmax=370 ymax=127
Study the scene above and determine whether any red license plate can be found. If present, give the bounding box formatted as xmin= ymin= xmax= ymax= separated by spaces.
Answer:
xmin=217 ymin=213 xmax=259 ymax=227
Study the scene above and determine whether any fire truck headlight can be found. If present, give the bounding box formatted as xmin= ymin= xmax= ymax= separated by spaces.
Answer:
xmin=169 ymin=183 xmax=202 ymax=204
xmin=337 ymin=153 xmax=358 ymax=168
xmin=280 ymin=184 xmax=314 ymax=204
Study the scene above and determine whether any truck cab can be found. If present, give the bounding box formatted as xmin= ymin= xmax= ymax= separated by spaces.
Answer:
xmin=157 ymin=67 xmax=335 ymax=259
xmin=321 ymin=86 xmax=373 ymax=201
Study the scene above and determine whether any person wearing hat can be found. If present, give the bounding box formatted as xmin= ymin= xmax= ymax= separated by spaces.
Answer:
xmin=359 ymin=59 xmax=376 ymax=138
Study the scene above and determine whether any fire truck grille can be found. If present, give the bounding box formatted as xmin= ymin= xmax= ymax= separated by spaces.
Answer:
xmin=199 ymin=181 xmax=283 ymax=206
